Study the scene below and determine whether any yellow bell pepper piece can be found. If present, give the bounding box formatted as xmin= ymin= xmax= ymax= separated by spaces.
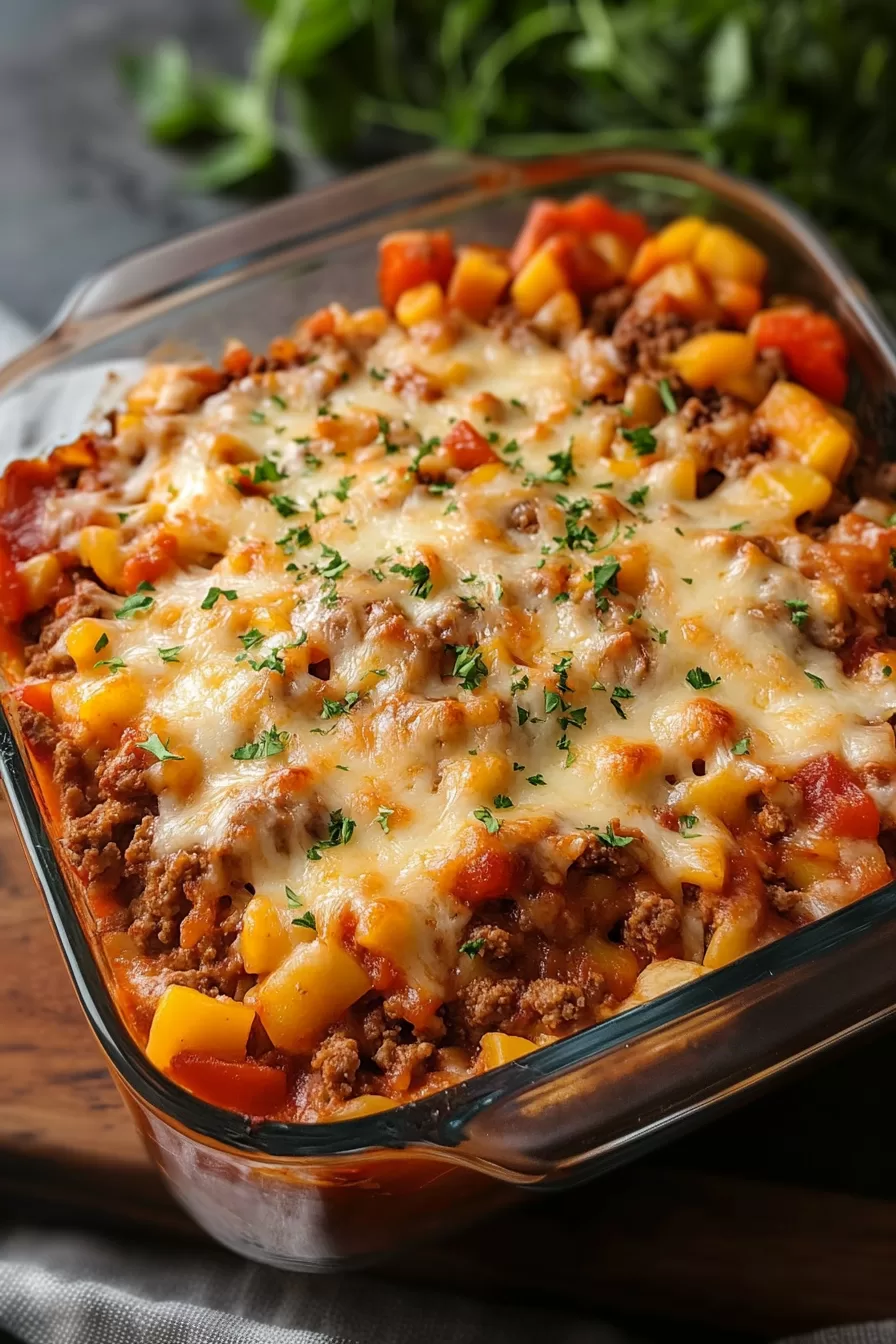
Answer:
xmin=753 ymin=380 xmax=855 ymax=481
xmin=240 ymin=894 xmax=293 ymax=975
xmin=748 ymin=461 xmax=833 ymax=517
xmin=511 ymin=244 xmax=568 ymax=318
xmin=65 ymin=617 xmax=110 ymax=672
xmin=447 ymin=247 xmax=511 ymax=323
xmin=78 ymin=671 xmax=145 ymax=743
xmin=628 ymin=216 xmax=707 ymax=286
xmin=146 ymin=984 xmax=255 ymax=1071
xmin=18 ymin=552 xmax=62 ymax=614
xmin=78 ymin=525 xmax=123 ymax=590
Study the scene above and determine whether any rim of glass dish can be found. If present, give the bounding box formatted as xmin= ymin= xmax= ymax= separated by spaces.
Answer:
xmin=3 ymin=147 xmax=896 ymax=1168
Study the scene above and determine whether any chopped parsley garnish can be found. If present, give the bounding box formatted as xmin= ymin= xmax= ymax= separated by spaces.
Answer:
xmin=542 ymin=443 xmax=576 ymax=484
xmin=527 ymin=773 xmax=547 ymax=786
xmin=658 ymin=378 xmax=677 ymax=414
xmin=510 ymin=672 xmax=530 ymax=694
xmin=610 ymin=685 xmax=633 ymax=719
xmin=320 ymin=691 xmax=360 ymax=719
xmin=785 ymin=599 xmax=809 ymax=628
xmin=459 ymin=936 xmax=485 ymax=958
xmin=682 ymin=576 xmax=693 ymax=584
xmin=368 ymin=366 xmax=387 ymax=381
xmin=158 ymin=645 xmax=183 ymax=663
xmin=650 ymin=626 xmax=668 ymax=645
xmin=115 ymin=582 xmax=155 ymax=618
xmin=232 ymin=726 xmax=289 ymax=759
xmin=377 ymin=414 xmax=400 ymax=453
xmin=285 ymin=885 xmax=301 ymax=908
xmin=277 ymin=525 xmax=313 ymax=555
xmin=493 ymin=794 xmax=513 ymax=809
xmin=621 ymin=426 xmax=657 ymax=456
xmin=556 ymin=495 xmax=597 ymax=552
xmin=884 ymin=665 xmax=893 ymax=678
xmin=307 ymin=809 xmax=356 ymax=860
xmin=333 ymin=475 xmax=356 ymax=502
xmin=93 ymin=632 xmax=109 ymax=654
xmin=242 ymin=648 xmax=287 ymax=675
xmin=729 ymin=520 xmax=748 ymax=532
xmin=238 ymin=629 xmax=265 ymax=650
xmin=594 ymin=822 xmax=634 ymax=848
xmin=553 ymin=653 xmax=573 ymax=693
xmin=390 ymin=560 xmax=432 ymax=598
xmin=627 ymin=486 xmax=649 ymax=507
xmin=137 ymin=733 xmax=183 ymax=762
xmin=249 ymin=409 xmax=266 ymax=424
xmin=686 ymin=667 xmax=721 ymax=690
xmin=202 ymin=586 xmax=238 ymax=609
xmin=517 ymin=706 xmax=530 ymax=726
xmin=805 ymin=671 xmax=828 ymax=689
xmin=269 ymin=494 xmax=299 ymax=517
xmin=731 ymin=737 xmax=751 ymax=755
xmin=270 ymin=393 xmax=287 ymax=410
xmin=591 ymin=556 xmax=621 ymax=612
xmin=94 ymin=655 xmax=127 ymax=673
xmin=293 ymin=909 xmax=318 ymax=930
xmin=451 ymin=644 xmax=488 ymax=692
xmin=679 ymin=814 xmax=700 ymax=836
xmin=252 ymin=455 xmax=286 ymax=484
xmin=376 ymin=805 xmax=394 ymax=833
xmin=473 ymin=806 xmax=501 ymax=834
xmin=317 ymin=545 xmax=349 ymax=581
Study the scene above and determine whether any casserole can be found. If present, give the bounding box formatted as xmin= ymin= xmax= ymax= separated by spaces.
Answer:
xmin=3 ymin=149 xmax=896 ymax=1268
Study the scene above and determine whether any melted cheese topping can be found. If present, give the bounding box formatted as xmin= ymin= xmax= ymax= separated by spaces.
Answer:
xmin=45 ymin=315 xmax=896 ymax=999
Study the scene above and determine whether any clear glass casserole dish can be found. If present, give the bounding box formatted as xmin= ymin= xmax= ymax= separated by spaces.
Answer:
xmin=3 ymin=148 xmax=896 ymax=1270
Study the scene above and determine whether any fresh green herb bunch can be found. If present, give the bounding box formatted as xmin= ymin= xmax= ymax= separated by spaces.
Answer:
xmin=124 ymin=1 xmax=896 ymax=318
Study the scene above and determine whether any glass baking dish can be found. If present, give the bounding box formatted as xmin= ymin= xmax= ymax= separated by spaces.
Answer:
xmin=3 ymin=148 xmax=896 ymax=1270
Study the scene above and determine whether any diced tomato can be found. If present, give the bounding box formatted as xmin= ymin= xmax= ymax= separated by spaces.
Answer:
xmin=453 ymin=845 xmax=515 ymax=904
xmin=120 ymin=528 xmax=179 ymax=593
xmin=169 ymin=1052 xmax=289 ymax=1117
xmin=563 ymin=194 xmax=649 ymax=248
xmin=791 ymin=753 xmax=879 ymax=840
xmin=544 ymin=231 xmax=615 ymax=298
xmin=752 ymin=308 xmax=848 ymax=404
xmin=300 ymin=307 xmax=337 ymax=340
xmin=443 ymin=420 xmax=499 ymax=471
xmin=221 ymin=341 xmax=253 ymax=379
xmin=14 ymin=679 xmax=54 ymax=717
xmin=509 ymin=200 xmax=570 ymax=273
xmin=377 ymin=230 xmax=455 ymax=310
xmin=509 ymin=195 xmax=649 ymax=274
xmin=0 ymin=534 xmax=27 ymax=624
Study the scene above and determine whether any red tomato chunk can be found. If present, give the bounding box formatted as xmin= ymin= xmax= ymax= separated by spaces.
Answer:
xmin=791 ymin=753 xmax=879 ymax=839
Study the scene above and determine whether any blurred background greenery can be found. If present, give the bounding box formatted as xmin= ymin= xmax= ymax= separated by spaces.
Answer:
xmin=122 ymin=0 xmax=896 ymax=319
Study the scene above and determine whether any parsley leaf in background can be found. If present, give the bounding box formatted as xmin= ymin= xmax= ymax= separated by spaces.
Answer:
xmin=122 ymin=2 xmax=896 ymax=322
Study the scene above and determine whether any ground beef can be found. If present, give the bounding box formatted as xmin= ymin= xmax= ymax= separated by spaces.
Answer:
xmin=312 ymin=1032 xmax=361 ymax=1103
xmin=456 ymin=976 xmax=522 ymax=1037
xmin=755 ymin=797 xmax=792 ymax=841
xmin=372 ymin=1038 xmax=433 ymax=1089
xmin=611 ymin=307 xmax=696 ymax=378
xmin=622 ymin=890 xmax=681 ymax=958
xmin=62 ymin=797 xmax=148 ymax=887
xmin=571 ymin=830 xmax=641 ymax=878
xmin=463 ymin=923 xmax=518 ymax=962
xmin=518 ymin=978 xmax=587 ymax=1032
xmin=508 ymin=499 xmax=539 ymax=533
xmin=588 ymin=284 xmax=634 ymax=336
xmin=128 ymin=850 xmax=206 ymax=951
xmin=385 ymin=363 xmax=443 ymax=404
xmin=24 ymin=581 xmax=112 ymax=679
xmin=16 ymin=703 xmax=57 ymax=753
xmin=767 ymin=882 xmax=800 ymax=915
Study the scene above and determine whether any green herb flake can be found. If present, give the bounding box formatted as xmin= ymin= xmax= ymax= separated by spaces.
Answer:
xmin=686 ymin=667 xmax=720 ymax=690
xmin=493 ymin=794 xmax=513 ymax=809
xmin=594 ymin=823 xmax=634 ymax=848
xmin=202 ymin=586 xmax=238 ymax=610
xmin=253 ymin=455 xmax=286 ymax=484
xmin=94 ymin=655 xmax=127 ymax=673
xmin=292 ymin=909 xmax=317 ymax=930
xmin=731 ymin=737 xmax=751 ymax=755
xmin=785 ymin=598 xmax=809 ymax=628
xmin=307 ymin=809 xmax=356 ymax=860
xmin=115 ymin=582 xmax=155 ymax=618
xmin=232 ymin=726 xmax=289 ymax=759
xmin=473 ymin=806 xmax=501 ymax=834
xmin=136 ymin=732 xmax=183 ymax=762
xmin=158 ymin=645 xmax=183 ymax=663
xmin=459 ymin=936 xmax=485 ymax=958
xmin=658 ymin=378 xmax=677 ymax=414
xmin=390 ymin=560 xmax=433 ymax=598
xmin=376 ymin=805 xmax=394 ymax=833
xmin=451 ymin=644 xmax=488 ymax=692
xmin=805 ymin=671 xmax=828 ymax=689
xmin=527 ymin=773 xmax=547 ymax=786
xmin=621 ymin=426 xmax=657 ymax=456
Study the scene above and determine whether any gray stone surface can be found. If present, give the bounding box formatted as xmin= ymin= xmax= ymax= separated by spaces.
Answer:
xmin=0 ymin=0 xmax=331 ymax=329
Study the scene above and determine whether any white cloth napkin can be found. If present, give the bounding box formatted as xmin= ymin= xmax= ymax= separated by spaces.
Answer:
xmin=0 ymin=302 xmax=894 ymax=1344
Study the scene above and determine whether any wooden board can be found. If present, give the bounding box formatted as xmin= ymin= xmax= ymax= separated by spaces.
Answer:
xmin=3 ymin=794 xmax=896 ymax=1337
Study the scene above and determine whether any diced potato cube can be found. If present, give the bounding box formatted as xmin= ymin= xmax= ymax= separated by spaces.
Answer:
xmin=355 ymin=899 xmax=417 ymax=968
xmin=590 ymin=230 xmax=637 ymax=278
xmin=65 ymin=617 xmax=110 ymax=672
xmin=622 ymin=958 xmax=708 ymax=1008
xmin=677 ymin=835 xmax=728 ymax=891
xmin=531 ymin=288 xmax=583 ymax=344
xmin=583 ymin=937 xmax=640 ymax=1000
xmin=257 ymin=939 xmax=371 ymax=1052
xmin=693 ymin=224 xmax=767 ymax=285
xmin=447 ymin=248 xmax=511 ymax=323
xmin=703 ymin=910 xmax=760 ymax=969
xmin=668 ymin=331 xmax=755 ymax=390
xmin=146 ymin=984 xmax=255 ymax=1071
xmin=628 ymin=216 xmax=707 ymax=286
xmin=753 ymin=380 xmax=854 ymax=481
xmin=395 ymin=282 xmax=444 ymax=328
xmin=712 ymin=277 xmax=762 ymax=329
xmin=635 ymin=261 xmax=717 ymax=321
xmin=684 ymin=765 xmax=759 ymax=826
xmin=647 ymin=456 xmax=697 ymax=500
xmin=748 ymin=461 xmax=832 ymax=517
xmin=78 ymin=671 xmax=145 ymax=743
xmin=78 ymin=525 xmax=123 ymax=590
xmin=479 ymin=1032 xmax=536 ymax=1069
xmin=19 ymin=552 xmax=62 ymax=613
xmin=511 ymin=244 xmax=568 ymax=318
xmin=240 ymin=894 xmax=293 ymax=975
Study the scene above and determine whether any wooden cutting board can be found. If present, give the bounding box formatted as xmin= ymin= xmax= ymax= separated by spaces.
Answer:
xmin=3 ymin=794 xmax=896 ymax=1339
